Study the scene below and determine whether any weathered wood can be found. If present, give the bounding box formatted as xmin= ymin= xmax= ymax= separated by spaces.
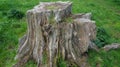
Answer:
xmin=14 ymin=1 xmax=96 ymax=67
xmin=103 ymin=43 xmax=120 ymax=51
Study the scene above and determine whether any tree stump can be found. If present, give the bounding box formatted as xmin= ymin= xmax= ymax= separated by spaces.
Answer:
xmin=14 ymin=1 xmax=96 ymax=67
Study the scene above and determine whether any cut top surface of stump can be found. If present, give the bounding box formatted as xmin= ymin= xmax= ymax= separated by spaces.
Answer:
xmin=34 ymin=1 xmax=72 ymax=11
xmin=27 ymin=1 xmax=72 ymax=24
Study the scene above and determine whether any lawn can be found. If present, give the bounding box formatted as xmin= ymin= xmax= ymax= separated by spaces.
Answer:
xmin=0 ymin=0 xmax=120 ymax=67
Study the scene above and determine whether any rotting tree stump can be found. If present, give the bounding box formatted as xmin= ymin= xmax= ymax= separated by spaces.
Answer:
xmin=14 ymin=1 xmax=96 ymax=67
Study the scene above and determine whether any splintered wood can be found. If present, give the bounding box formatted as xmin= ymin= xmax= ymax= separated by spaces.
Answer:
xmin=14 ymin=1 xmax=96 ymax=67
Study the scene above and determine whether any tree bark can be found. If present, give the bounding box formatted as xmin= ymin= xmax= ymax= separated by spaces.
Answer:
xmin=14 ymin=1 xmax=96 ymax=67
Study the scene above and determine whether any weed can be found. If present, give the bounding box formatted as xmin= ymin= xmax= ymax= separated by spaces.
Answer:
xmin=93 ymin=27 xmax=111 ymax=48
xmin=7 ymin=9 xmax=24 ymax=19
xmin=64 ymin=17 xmax=73 ymax=23
xmin=25 ymin=60 xmax=37 ymax=67
xmin=57 ymin=57 xmax=67 ymax=67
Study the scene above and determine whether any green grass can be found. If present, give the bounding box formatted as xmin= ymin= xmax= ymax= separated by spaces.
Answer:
xmin=88 ymin=49 xmax=120 ymax=67
xmin=0 ymin=0 xmax=120 ymax=67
